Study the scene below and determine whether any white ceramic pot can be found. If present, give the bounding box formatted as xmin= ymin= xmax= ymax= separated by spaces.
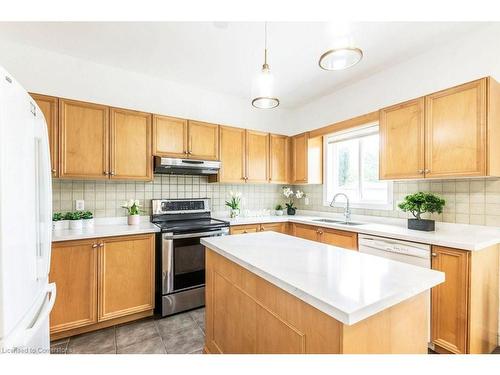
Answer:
xmin=82 ymin=218 xmax=94 ymax=228
xmin=69 ymin=219 xmax=83 ymax=230
xmin=275 ymin=210 xmax=284 ymax=216
xmin=128 ymin=214 xmax=140 ymax=225
xmin=53 ymin=221 xmax=65 ymax=230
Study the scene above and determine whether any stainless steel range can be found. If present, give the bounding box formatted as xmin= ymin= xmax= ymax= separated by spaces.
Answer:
xmin=151 ymin=198 xmax=229 ymax=316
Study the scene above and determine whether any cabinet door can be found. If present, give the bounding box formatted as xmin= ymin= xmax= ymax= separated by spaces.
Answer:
xmin=49 ymin=239 xmax=98 ymax=334
xmin=292 ymin=223 xmax=319 ymax=242
xmin=269 ymin=134 xmax=289 ymax=184
xmin=59 ymin=99 xmax=109 ymax=179
xmin=431 ymin=246 xmax=469 ymax=354
xmin=229 ymin=224 xmax=260 ymax=235
xmin=319 ymin=228 xmax=358 ymax=250
xmin=259 ymin=222 xmax=287 ymax=234
xmin=98 ymin=234 xmax=155 ymax=321
xmin=219 ymin=126 xmax=246 ymax=183
xmin=152 ymin=115 xmax=188 ymax=158
xmin=31 ymin=93 xmax=59 ymax=178
xmin=425 ymin=79 xmax=487 ymax=178
xmin=188 ymin=120 xmax=219 ymax=160
xmin=291 ymin=133 xmax=308 ymax=183
xmin=379 ymin=98 xmax=425 ymax=179
xmin=246 ymin=130 xmax=269 ymax=183
xmin=110 ymin=108 xmax=152 ymax=180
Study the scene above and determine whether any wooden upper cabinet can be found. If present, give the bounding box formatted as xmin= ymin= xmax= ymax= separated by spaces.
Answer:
xmin=425 ymin=79 xmax=487 ymax=178
xmin=152 ymin=115 xmax=188 ymax=158
xmin=246 ymin=130 xmax=269 ymax=183
xmin=31 ymin=93 xmax=59 ymax=178
xmin=291 ymin=133 xmax=322 ymax=184
xmin=379 ymin=98 xmax=425 ymax=180
xmin=431 ymin=246 xmax=469 ymax=354
xmin=269 ymin=134 xmax=289 ymax=184
xmin=98 ymin=234 xmax=155 ymax=321
xmin=218 ymin=126 xmax=246 ymax=183
xmin=110 ymin=108 xmax=152 ymax=181
xmin=188 ymin=120 xmax=219 ymax=160
xmin=59 ymin=99 xmax=109 ymax=179
xmin=49 ymin=239 xmax=98 ymax=334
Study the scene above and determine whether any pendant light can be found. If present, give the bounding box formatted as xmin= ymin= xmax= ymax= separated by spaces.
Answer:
xmin=319 ymin=22 xmax=363 ymax=71
xmin=252 ymin=22 xmax=279 ymax=109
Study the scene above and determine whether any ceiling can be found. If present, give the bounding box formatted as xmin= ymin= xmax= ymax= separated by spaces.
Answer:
xmin=0 ymin=22 xmax=489 ymax=108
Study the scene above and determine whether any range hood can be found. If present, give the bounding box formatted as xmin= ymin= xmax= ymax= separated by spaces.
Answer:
xmin=154 ymin=156 xmax=221 ymax=176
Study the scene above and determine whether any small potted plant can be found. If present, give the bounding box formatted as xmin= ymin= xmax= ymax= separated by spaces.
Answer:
xmin=282 ymin=187 xmax=305 ymax=216
xmin=122 ymin=199 xmax=142 ymax=225
xmin=81 ymin=211 xmax=94 ymax=228
xmin=225 ymin=191 xmax=242 ymax=218
xmin=52 ymin=212 xmax=68 ymax=230
xmin=274 ymin=204 xmax=284 ymax=216
xmin=65 ymin=211 xmax=83 ymax=230
xmin=398 ymin=192 xmax=445 ymax=232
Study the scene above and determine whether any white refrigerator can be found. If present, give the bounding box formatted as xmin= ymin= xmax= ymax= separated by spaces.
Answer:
xmin=0 ymin=65 xmax=56 ymax=354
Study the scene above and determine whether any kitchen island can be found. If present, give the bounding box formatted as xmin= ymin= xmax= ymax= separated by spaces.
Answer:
xmin=201 ymin=232 xmax=444 ymax=354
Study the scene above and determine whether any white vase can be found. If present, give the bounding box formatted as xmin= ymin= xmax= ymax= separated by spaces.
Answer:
xmin=69 ymin=219 xmax=83 ymax=230
xmin=230 ymin=208 xmax=240 ymax=219
xmin=128 ymin=214 xmax=140 ymax=225
xmin=82 ymin=218 xmax=94 ymax=228
xmin=275 ymin=210 xmax=284 ymax=216
xmin=53 ymin=221 xmax=65 ymax=230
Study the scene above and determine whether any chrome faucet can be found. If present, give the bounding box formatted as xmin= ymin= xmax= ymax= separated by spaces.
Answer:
xmin=330 ymin=193 xmax=351 ymax=223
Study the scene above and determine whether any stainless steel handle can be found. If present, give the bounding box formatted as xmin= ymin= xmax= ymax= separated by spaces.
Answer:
xmin=163 ymin=228 xmax=229 ymax=240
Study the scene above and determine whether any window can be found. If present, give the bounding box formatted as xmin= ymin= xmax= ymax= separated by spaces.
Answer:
xmin=324 ymin=124 xmax=392 ymax=210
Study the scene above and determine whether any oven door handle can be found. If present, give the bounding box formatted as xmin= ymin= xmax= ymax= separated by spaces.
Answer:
xmin=163 ymin=228 xmax=229 ymax=240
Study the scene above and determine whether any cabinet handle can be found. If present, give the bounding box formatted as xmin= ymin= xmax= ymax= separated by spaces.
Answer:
xmin=418 ymin=169 xmax=424 ymax=174
xmin=99 ymin=243 xmax=104 ymax=247
xmin=92 ymin=243 xmax=98 ymax=248
xmin=260 ymin=227 xmax=265 ymax=231
xmin=103 ymin=171 xmax=109 ymax=176
xmin=110 ymin=171 xmax=115 ymax=176
xmin=431 ymin=252 xmax=437 ymax=257
xmin=243 ymin=230 xmax=248 ymax=234
xmin=51 ymin=168 xmax=56 ymax=174
xmin=425 ymin=169 xmax=430 ymax=173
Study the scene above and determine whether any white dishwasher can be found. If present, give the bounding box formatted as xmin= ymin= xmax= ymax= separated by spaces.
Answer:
xmin=358 ymin=234 xmax=432 ymax=346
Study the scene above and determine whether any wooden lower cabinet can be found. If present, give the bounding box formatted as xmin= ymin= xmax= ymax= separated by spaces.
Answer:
xmin=230 ymin=222 xmax=287 ymax=235
xmin=49 ymin=234 xmax=155 ymax=339
xmin=291 ymin=223 xmax=358 ymax=250
xmin=49 ymin=239 xmax=98 ymax=334
xmin=431 ymin=245 xmax=499 ymax=354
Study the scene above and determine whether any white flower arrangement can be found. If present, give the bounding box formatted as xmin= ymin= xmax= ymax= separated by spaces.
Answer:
xmin=225 ymin=191 xmax=242 ymax=210
xmin=282 ymin=187 xmax=305 ymax=210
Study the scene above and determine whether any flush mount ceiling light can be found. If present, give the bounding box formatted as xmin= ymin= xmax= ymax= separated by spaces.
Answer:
xmin=318 ymin=47 xmax=363 ymax=71
xmin=251 ymin=22 xmax=279 ymax=109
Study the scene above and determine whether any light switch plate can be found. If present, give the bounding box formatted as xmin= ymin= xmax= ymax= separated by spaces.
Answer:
xmin=75 ymin=200 xmax=85 ymax=211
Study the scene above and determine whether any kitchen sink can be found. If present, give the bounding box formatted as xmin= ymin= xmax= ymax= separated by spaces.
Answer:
xmin=312 ymin=218 xmax=365 ymax=226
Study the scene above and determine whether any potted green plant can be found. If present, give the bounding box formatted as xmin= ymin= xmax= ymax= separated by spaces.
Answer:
xmin=282 ymin=187 xmax=305 ymax=216
xmin=275 ymin=204 xmax=284 ymax=216
xmin=81 ymin=211 xmax=94 ymax=228
xmin=65 ymin=211 xmax=83 ymax=230
xmin=121 ymin=199 xmax=143 ymax=225
xmin=398 ymin=192 xmax=445 ymax=231
xmin=225 ymin=191 xmax=242 ymax=218
xmin=52 ymin=212 xmax=68 ymax=230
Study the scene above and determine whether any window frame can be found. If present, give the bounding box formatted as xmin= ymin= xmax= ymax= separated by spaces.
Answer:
xmin=322 ymin=123 xmax=393 ymax=211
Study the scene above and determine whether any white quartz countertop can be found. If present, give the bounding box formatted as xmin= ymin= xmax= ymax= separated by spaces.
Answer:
xmin=201 ymin=232 xmax=444 ymax=325
xmin=52 ymin=217 xmax=160 ymax=242
xmin=216 ymin=212 xmax=500 ymax=251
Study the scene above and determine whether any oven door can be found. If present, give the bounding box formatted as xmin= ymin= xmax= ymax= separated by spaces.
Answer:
xmin=161 ymin=228 xmax=228 ymax=294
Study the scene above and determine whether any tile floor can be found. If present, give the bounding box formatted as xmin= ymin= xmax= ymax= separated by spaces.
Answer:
xmin=50 ymin=307 xmax=205 ymax=354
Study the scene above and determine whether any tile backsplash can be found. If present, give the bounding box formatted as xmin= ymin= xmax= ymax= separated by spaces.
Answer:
xmin=52 ymin=175 xmax=286 ymax=218
xmin=295 ymin=178 xmax=500 ymax=227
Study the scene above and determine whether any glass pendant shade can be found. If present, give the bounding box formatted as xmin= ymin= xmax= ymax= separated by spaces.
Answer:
xmin=252 ymin=64 xmax=279 ymax=109
xmin=318 ymin=47 xmax=363 ymax=71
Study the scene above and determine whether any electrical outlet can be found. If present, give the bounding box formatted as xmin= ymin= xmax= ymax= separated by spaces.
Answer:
xmin=75 ymin=200 xmax=85 ymax=211
xmin=304 ymin=197 xmax=310 ymax=205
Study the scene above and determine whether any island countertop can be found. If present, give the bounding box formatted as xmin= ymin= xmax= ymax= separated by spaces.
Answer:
xmin=201 ymin=231 xmax=444 ymax=325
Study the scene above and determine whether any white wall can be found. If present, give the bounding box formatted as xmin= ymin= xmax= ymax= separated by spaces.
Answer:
xmin=0 ymin=39 xmax=291 ymax=134
xmin=289 ymin=23 xmax=500 ymax=134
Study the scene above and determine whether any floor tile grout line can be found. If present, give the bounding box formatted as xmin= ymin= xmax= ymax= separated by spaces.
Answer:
xmin=153 ymin=319 xmax=169 ymax=354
